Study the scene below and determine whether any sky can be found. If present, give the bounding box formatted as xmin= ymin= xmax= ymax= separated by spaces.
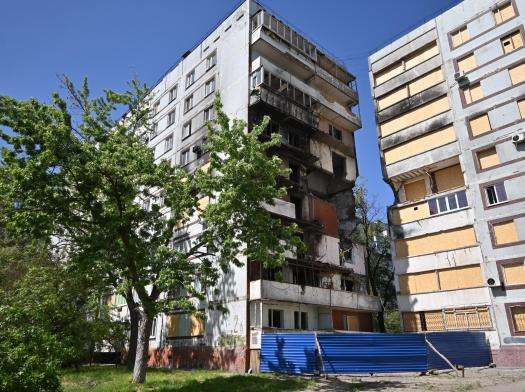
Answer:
xmin=0 ymin=0 xmax=462 ymax=209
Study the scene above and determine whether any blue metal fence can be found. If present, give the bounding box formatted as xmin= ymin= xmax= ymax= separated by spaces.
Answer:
xmin=426 ymin=331 xmax=492 ymax=370
xmin=260 ymin=333 xmax=317 ymax=374
xmin=260 ymin=331 xmax=492 ymax=375
xmin=318 ymin=332 xmax=428 ymax=374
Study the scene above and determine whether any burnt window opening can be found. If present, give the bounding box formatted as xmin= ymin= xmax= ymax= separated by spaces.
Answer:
xmin=291 ymin=265 xmax=320 ymax=287
xmin=332 ymin=153 xmax=346 ymax=179
xmin=341 ymin=277 xmax=355 ymax=292
xmin=291 ymin=196 xmax=303 ymax=220
xmin=289 ymin=163 xmax=301 ymax=183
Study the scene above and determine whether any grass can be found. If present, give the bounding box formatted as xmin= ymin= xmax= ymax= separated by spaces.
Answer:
xmin=61 ymin=365 xmax=316 ymax=392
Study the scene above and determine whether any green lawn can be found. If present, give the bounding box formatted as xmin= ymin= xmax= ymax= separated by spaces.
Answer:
xmin=61 ymin=365 xmax=316 ymax=392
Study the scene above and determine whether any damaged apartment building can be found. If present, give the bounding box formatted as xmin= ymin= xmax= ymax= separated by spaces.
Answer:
xmin=369 ymin=0 xmax=525 ymax=366
xmin=108 ymin=0 xmax=380 ymax=371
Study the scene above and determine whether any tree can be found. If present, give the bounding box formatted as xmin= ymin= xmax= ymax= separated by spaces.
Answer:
xmin=350 ymin=184 xmax=397 ymax=332
xmin=0 ymin=78 xmax=301 ymax=383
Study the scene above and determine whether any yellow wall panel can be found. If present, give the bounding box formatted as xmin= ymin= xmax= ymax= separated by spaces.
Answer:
xmin=405 ymin=42 xmax=439 ymax=70
xmin=433 ymin=164 xmax=464 ymax=192
xmin=375 ymin=61 xmax=404 ymax=86
xmin=396 ymin=226 xmax=477 ymax=258
xmin=377 ymin=86 xmax=408 ymax=110
xmin=408 ymin=68 xmax=444 ymax=95
xmin=464 ymin=83 xmax=483 ymax=104
xmin=518 ymin=99 xmax=525 ymax=119
xmin=470 ymin=114 xmax=492 ymax=136
xmin=509 ymin=63 xmax=525 ymax=85
xmin=452 ymin=26 xmax=470 ymax=47
xmin=380 ymin=96 xmax=450 ymax=136
xmin=494 ymin=3 xmax=516 ymax=24
xmin=502 ymin=262 xmax=525 ymax=285
xmin=391 ymin=201 xmax=430 ymax=225
xmin=458 ymin=53 xmax=477 ymax=73
xmin=512 ymin=306 xmax=525 ymax=332
xmin=384 ymin=125 xmax=456 ymax=165
xmin=493 ymin=220 xmax=519 ymax=245
xmin=477 ymin=147 xmax=500 ymax=169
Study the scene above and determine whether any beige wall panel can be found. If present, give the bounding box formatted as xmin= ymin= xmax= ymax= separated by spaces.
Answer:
xmin=434 ymin=163 xmax=464 ymax=192
xmin=503 ymin=263 xmax=525 ymax=285
xmin=391 ymin=201 xmax=430 ymax=225
xmin=494 ymin=3 xmax=516 ymax=24
xmin=509 ymin=63 xmax=525 ymax=85
xmin=384 ymin=125 xmax=456 ymax=165
xmin=404 ymin=179 xmax=427 ymax=201
xmin=379 ymin=95 xmax=449 ymax=136
xmin=518 ymin=99 xmax=525 ymax=119
xmin=470 ymin=114 xmax=491 ymax=136
xmin=464 ymin=83 xmax=483 ymax=104
xmin=493 ymin=220 xmax=519 ymax=245
xmin=456 ymin=265 xmax=483 ymax=288
xmin=377 ymin=86 xmax=408 ymax=110
xmin=512 ymin=306 xmax=525 ymax=332
xmin=375 ymin=61 xmax=404 ymax=86
xmin=405 ymin=42 xmax=439 ymax=69
xmin=458 ymin=53 xmax=477 ymax=73
xmin=395 ymin=226 xmax=477 ymax=258
xmin=477 ymin=147 xmax=500 ymax=169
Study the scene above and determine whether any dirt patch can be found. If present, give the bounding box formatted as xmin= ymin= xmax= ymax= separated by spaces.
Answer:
xmin=306 ymin=367 xmax=525 ymax=391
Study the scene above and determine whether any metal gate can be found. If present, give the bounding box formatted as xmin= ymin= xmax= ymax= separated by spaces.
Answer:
xmin=260 ymin=333 xmax=317 ymax=374
xmin=318 ymin=332 xmax=428 ymax=373
xmin=426 ymin=331 xmax=492 ymax=369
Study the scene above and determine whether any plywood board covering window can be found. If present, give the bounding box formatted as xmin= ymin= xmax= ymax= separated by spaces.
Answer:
xmin=384 ymin=125 xmax=456 ymax=165
xmin=445 ymin=307 xmax=491 ymax=330
xmin=501 ymin=31 xmax=523 ymax=54
xmin=402 ymin=312 xmax=422 ymax=332
xmin=373 ymin=42 xmax=439 ymax=86
xmin=166 ymin=314 xmax=205 ymax=337
xmin=433 ymin=164 xmax=464 ymax=192
xmin=403 ymin=179 xmax=427 ymax=202
xmin=511 ymin=306 xmax=525 ymax=332
xmin=518 ymin=99 xmax=525 ymax=118
xmin=463 ymin=83 xmax=483 ymax=104
xmin=399 ymin=271 xmax=439 ymax=294
xmin=395 ymin=226 xmax=477 ymax=258
xmin=477 ymin=147 xmax=499 ymax=170
xmin=379 ymin=95 xmax=449 ymax=136
xmin=509 ymin=63 xmax=525 ymax=85
xmin=469 ymin=114 xmax=492 ymax=136
xmin=458 ymin=53 xmax=477 ymax=73
xmin=391 ymin=201 xmax=430 ymax=225
xmin=493 ymin=220 xmax=519 ymax=245
xmin=437 ymin=265 xmax=483 ymax=291
xmin=502 ymin=262 xmax=525 ymax=285
xmin=377 ymin=86 xmax=408 ymax=110
xmin=494 ymin=3 xmax=516 ymax=24
xmin=452 ymin=26 xmax=470 ymax=48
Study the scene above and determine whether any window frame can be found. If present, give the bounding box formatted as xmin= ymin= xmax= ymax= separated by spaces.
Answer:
xmin=428 ymin=189 xmax=468 ymax=216
xmin=167 ymin=109 xmax=176 ymax=126
xmin=182 ymin=121 xmax=192 ymax=140
xmin=205 ymin=78 xmax=216 ymax=96
xmin=268 ymin=308 xmax=283 ymax=328
xmin=206 ymin=52 xmax=217 ymax=70
xmin=294 ymin=311 xmax=308 ymax=330
xmin=185 ymin=70 xmax=195 ymax=89
xmin=184 ymin=95 xmax=194 ymax=113
xmin=180 ymin=148 xmax=190 ymax=166
xmin=169 ymin=85 xmax=178 ymax=102
xmin=164 ymin=134 xmax=174 ymax=152
xmin=485 ymin=182 xmax=508 ymax=206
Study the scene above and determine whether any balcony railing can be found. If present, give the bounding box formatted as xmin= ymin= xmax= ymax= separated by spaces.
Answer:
xmin=250 ymin=86 xmax=319 ymax=129
xmin=315 ymin=65 xmax=357 ymax=100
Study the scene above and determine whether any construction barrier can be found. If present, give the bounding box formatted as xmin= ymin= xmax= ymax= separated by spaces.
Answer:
xmin=260 ymin=331 xmax=492 ymax=374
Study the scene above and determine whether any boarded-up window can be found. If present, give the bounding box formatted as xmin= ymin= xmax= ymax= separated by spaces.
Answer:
xmin=477 ymin=147 xmax=500 ymax=170
xmin=470 ymin=114 xmax=492 ymax=136
xmin=425 ymin=310 xmax=446 ymax=331
xmin=377 ymin=86 xmax=408 ymax=110
xmin=404 ymin=179 xmax=427 ymax=201
xmin=501 ymin=31 xmax=523 ymax=54
xmin=511 ymin=306 xmax=525 ymax=332
xmin=433 ymin=164 xmax=464 ymax=193
xmin=494 ymin=3 xmax=516 ymax=24
xmin=379 ymin=95 xmax=450 ymax=136
xmin=391 ymin=201 xmax=430 ymax=225
xmin=502 ymin=262 xmax=525 ymax=285
xmin=438 ymin=265 xmax=483 ymax=291
xmin=518 ymin=99 xmax=525 ymax=118
xmin=408 ymin=68 xmax=444 ymax=95
xmin=395 ymin=226 xmax=477 ymax=258
xmin=509 ymin=63 xmax=525 ymax=85
xmin=399 ymin=271 xmax=439 ymax=294
xmin=402 ymin=312 xmax=422 ymax=332
xmin=458 ymin=53 xmax=477 ymax=73
xmin=445 ymin=307 xmax=491 ymax=330
xmin=166 ymin=313 xmax=205 ymax=338
xmin=375 ymin=61 xmax=404 ymax=86
xmin=451 ymin=26 xmax=470 ymax=48
xmin=404 ymin=42 xmax=440 ymax=69
xmin=463 ymin=83 xmax=483 ymax=104
xmin=493 ymin=219 xmax=519 ymax=245
xmin=384 ymin=125 xmax=456 ymax=165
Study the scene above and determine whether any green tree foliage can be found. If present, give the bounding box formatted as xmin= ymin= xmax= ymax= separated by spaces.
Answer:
xmin=0 ymin=78 xmax=302 ymax=383
xmin=351 ymin=184 xmax=397 ymax=332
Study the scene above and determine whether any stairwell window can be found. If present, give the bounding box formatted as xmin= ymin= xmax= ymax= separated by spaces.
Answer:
xmin=451 ymin=26 xmax=470 ymax=48
xmin=206 ymin=52 xmax=217 ymax=70
xmin=268 ymin=309 xmax=283 ymax=328
xmin=180 ymin=149 xmax=190 ymax=166
xmin=485 ymin=182 xmax=508 ymax=206
xmin=169 ymin=85 xmax=178 ymax=102
xmin=153 ymin=101 xmax=160 ymax=115
xmin=182 ymin=122 xmax=191 ymax=139
xmin=164 ymin=134 xmax=173 ymax=152
xmin=185 ymin=70 xmax=195 ymax=89
xmin=294 ymin=311 xmax=308 ymax=330
xmin=204 ymin=106 xmax=215 ymax=122
xmin=329 ymin=124 xmax=343 ymax=141
xmin=184 ymin=95 xmax=193 ymax=112
xmin=167 ymin=109 xmax=176 ymax=126
xmin=205 ymin=78 xmax=216 ymax=96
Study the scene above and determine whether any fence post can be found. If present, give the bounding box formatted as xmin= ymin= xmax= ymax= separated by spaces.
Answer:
xmin=425 ymin=335 xmax=460 ymax=376
xmin=314 ymin=331 xmax=325 ymax=377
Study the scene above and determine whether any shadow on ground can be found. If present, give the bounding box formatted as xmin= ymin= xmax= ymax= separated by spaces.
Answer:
xmin=313 ymin=376 xmax=407 ymax=391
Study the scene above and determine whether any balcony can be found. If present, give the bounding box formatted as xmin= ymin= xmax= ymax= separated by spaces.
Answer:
xmin=397 ymin=287 xmax=491 ymax=312
xmin=249 ymin=279 xmax=381 ymax=311
xmin=312 ymin=65 xmax=358 ymax=104
xmin=250 ymin=86 xmax=319 ymax=129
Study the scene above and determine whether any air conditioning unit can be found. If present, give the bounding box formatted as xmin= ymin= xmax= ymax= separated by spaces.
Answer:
xmin=455 ymin=71 xmax=470 ymax=89
xmin=512 ymin=131 xmax=525 ymax=144
xmin=487 ymin=276 xmax=502 ymax=287
xmin=250 ymin=330 xmax=261 ymax=349
xmin=454 ymin=71 xmax=464 ymax=80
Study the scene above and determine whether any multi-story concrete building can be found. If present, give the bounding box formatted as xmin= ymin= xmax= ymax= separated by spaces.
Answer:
xmin=369 ymin=0 xmax=525 ymax=365
xmin=109 ymin=0 xmax=379 ymax=371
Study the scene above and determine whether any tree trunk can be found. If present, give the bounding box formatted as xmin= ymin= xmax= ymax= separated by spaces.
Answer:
xmin=377 ymin=309 xmax=386 ymax=333
xmin=132 ymin=310 xmax=152 ymax=384
xmin=125 ymin=290 xmax=138 ymax=370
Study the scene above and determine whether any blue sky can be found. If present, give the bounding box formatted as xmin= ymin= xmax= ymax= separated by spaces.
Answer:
xmin=1 ymin=0 xmax=461 ymax=209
